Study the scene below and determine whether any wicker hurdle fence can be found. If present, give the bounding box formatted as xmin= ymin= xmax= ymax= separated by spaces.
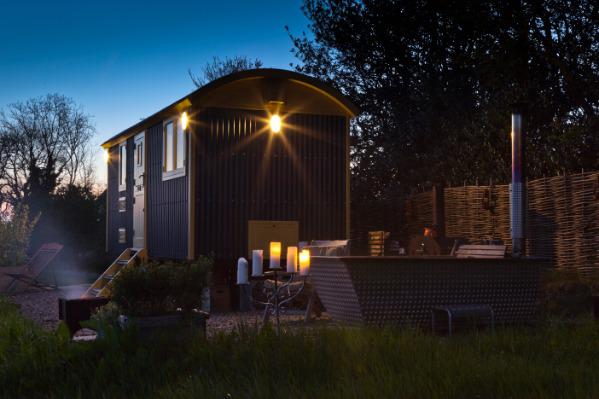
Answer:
xmin=403 ymin=171 xmax=599 ymax=276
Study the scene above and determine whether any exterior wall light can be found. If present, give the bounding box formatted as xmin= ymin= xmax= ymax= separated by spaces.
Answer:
xmin=270 ymin=114 xmax=281 ymax=133
xmin=181 ymin=111 xmax=189 ymax=130
xmin=103 ymin=149 xmax=110 ymax=163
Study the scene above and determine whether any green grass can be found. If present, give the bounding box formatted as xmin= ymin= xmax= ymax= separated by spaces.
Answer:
xmin=2 ymin=297 xmax=599 ymax=399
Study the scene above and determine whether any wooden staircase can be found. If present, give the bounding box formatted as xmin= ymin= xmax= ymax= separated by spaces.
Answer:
xmin=82 ymin=248 xmax=146 ymax=298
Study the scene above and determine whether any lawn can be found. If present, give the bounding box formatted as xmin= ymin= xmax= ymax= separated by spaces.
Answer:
xmin=1 ymin=297 xmax=599 ymax=399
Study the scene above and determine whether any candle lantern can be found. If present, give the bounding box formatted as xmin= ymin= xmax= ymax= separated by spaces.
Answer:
xmin=251 ymin=245 xmax=310 ymax=336
xmin=286 ymin=246 xmax=298 ymax=273
xmin=252 ymin=250 xmax=263 ymax=277
xmin=299 ymin=249 xmax=310 ymax=276
xmin=270 ymin=241 xmax=281 ymax=269
xmin=236 ymin=257 xmax=249 ymax=285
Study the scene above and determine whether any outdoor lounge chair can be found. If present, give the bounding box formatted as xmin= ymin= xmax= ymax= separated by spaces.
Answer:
xmin=1 ymin=243 xmax=63 ymax=293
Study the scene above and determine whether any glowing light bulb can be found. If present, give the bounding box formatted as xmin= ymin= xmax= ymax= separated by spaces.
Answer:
xmin=270 ymin=114 xmax=281 ymax=133
xmin=181 ymin=111 xmax=189 ymax=130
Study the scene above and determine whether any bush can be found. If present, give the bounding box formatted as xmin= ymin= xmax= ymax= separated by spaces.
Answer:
xmin=540 ymin=270 xmax=599 ymax=319
xmin=111 ymin=256 xmax=212 ymax=317
xmin=90 ymin=301 xmax=122 ymax=326
xmin=0 ymin=205 xmax=38 ymax=266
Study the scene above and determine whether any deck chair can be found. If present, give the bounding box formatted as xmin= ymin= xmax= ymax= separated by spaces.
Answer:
xmin=2 ymin=243 xmax=63 ymax=293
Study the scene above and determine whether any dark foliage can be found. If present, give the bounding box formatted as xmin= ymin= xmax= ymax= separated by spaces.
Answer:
xmin=30 ymin=185 xmax=105 ymax=258
xmin=288 ymin=0 xmax=599 ymax=232
xmin=111 ymin=257 xmax=212 ymax=316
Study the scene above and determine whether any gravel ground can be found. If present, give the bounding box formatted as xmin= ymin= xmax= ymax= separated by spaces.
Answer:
xmin=207 ymin=310 xmax=332 ymax=336
xmin=7 ymin=285 xmax=88 ymax=331
xmin=6 ymin=287 xmax=332 ymax=336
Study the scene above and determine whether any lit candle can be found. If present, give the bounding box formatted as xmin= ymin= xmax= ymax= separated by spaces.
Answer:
xmin=270 ymin=242 xmax=281 ymax=269
xmin=252 ymin=250 xmax=263 ymax=277
xmin=236 ymin=257 xmax=248 ymax=285
xmin=299 ymin=249 xmax=310 ymax=276
xmin=286 ymin=246 xmax=298 ymax=273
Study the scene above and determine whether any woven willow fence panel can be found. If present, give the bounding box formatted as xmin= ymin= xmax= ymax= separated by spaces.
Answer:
xmin=407 ymin=172 xmax=599 ymax=276
xmin=405 ymin=191 xmax=433 ymax=237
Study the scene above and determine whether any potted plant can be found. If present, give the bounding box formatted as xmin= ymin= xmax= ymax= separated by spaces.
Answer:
xmin=111 ymin=256 xmax=212 ymax=336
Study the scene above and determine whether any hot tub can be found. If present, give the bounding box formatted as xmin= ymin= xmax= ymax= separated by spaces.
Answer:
xmin=310 ymin=256 xmax=547 ymax=327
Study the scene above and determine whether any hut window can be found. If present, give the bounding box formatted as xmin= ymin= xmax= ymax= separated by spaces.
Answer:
xmin=165 ymin=121 xmax=174 ymax=171
xmin=118 ymin=142 xmax=126 ymax=191
xmin=176 ymin=122 xmax=185 ymax=169
xmin=162 ymin=117 xmax=186 ymax=180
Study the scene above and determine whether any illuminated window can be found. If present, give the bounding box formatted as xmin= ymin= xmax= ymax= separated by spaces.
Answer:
xmin=165 ymin=121 xmax=174 ymax=171
xmin=163 ymin=115 xmax=186 ymax=180
xmin=118 ymin=142 xmax=127 ymax=191
xmin=176 ymin=122 xmax=185 ymax=169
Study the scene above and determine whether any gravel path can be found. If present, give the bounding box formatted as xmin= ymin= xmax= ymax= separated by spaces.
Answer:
xmin=7 ymin=285 xmax=88 ymax=330
xmin=6 ymin=288 xmax=332 ymax=336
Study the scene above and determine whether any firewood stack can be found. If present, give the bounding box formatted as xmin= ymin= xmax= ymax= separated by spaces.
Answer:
xmin=368 ymin=231 xmax=390 ymax=256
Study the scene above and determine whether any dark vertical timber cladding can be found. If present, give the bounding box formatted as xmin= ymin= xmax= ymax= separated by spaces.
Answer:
xmin=196 ymin=108 xmax=347 ymax=261
xmin=146 ymin=122 xmax=188 ymax=259
xmin=106 ymin=140 xmax=134 ymax=256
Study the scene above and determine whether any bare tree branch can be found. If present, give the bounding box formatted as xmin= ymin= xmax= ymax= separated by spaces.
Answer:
xmin=0 ymin=94 xmax=96 ymax=208
xmin=189 ymin=56 xmax=263 ymax=87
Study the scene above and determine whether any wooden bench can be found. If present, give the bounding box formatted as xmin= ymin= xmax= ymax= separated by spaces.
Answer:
xmin=432 ymin=304 xmax=495 ymax=335
xmin=455 ymin=244 xmax=507 ymax=259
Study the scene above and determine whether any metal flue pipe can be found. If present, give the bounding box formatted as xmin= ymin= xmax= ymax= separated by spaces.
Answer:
xmin=510 ymin=106 xmax=525 ymax=257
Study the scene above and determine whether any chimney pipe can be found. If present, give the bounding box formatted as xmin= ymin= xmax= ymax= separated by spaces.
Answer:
xmin=510 ymin=106 xmax=525 ymax=257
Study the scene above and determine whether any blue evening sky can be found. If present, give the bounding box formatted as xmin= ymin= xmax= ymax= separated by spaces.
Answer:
xmin=0 ymin=1 xmax=311 ymax=184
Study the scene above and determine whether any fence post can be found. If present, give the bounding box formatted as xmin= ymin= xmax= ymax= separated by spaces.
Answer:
xmin=432 ymin=184 xmax=445 ymax=238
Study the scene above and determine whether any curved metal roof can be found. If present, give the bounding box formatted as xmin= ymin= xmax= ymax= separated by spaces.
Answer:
xmin=102 ymin=68 xmax=358 ymax=148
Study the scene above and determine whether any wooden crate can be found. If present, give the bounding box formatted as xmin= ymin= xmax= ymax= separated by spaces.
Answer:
xmin=211 ymin=285 xmax=232 ymax=313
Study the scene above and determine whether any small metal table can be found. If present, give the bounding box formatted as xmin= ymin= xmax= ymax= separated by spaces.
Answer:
xmin=252 ymin=270 xmax=307 ymax=335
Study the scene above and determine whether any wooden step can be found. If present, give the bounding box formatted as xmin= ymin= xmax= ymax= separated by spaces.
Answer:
xmin=80 ymin=248 xmax=145 ymax=300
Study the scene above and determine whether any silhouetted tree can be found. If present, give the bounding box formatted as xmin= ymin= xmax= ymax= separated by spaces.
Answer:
xmin=0 ymin=94 xmax=95 ymax=215
xmin=289 ymin=0 xmax=599 ymax=233
xmin=189 ymin=56 xmax=263 ymax=87
xmin=32 ymin=184 xmax=104 ymax=255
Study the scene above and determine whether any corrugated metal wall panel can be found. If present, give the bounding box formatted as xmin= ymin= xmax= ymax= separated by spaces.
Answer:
xmin=146 ymin=122 xmax=188 ymax=259
xmin=195 ymin=108 xmax=347 ymax=261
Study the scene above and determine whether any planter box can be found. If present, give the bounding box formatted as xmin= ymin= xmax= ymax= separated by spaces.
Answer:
xmin=118 ymin=310 xmax=209 ymax=337
xmin=211 ymin=285 xmax=232 ymax=312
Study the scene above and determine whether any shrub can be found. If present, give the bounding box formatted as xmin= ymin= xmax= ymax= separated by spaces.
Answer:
xmin=0 ymin=204 xmax=38 ymax=266
xmin=90 ymin=301 xmax=122 ymax=326
xmin=111 ymin=256 xmax=212 ymax=317
xmin=540 ymin=270 xmax=599 ymax=319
